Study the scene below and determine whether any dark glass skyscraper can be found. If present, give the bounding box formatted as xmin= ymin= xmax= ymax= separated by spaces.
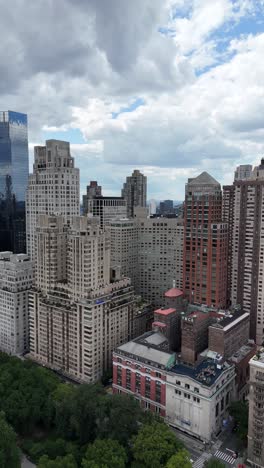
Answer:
xmin=0 ymin=111 xmax=29 ymax=252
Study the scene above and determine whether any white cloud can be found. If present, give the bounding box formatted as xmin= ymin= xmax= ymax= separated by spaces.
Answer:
xmin=1 ymin=0 xmax=264 ymax=199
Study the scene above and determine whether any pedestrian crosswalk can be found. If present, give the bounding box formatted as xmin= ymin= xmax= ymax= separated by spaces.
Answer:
xmin=214 ymin=450 xmax=236 ymax=464
xmin=192 ymin=450 xmax=236 ymax=467
xmin=192 ymin=453 xmax=211 ymax=468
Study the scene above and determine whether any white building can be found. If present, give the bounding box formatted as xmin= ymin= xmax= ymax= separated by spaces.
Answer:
xmin=26 ymin=139 xmax=80 ymax=260
xmin=0 ymin=251 xmax=33 ymax=355
xmin=247 ymin=350 xmax=264 ymax=468
xmin=166 ymin=360 xmax=236 ymax=441
xmin=29 ymin=215 xmax=139 ymax=383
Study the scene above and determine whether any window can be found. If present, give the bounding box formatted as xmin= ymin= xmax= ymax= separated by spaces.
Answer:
xmin=185 ymin=384 xmax=190 ymax=389
xmin=193 ymin=397 xmax=200 ymax=403
xmin=215 ymin=403 xmax=219 ymax=417
xmin=145 ymin=377 xmax=151 ymax=399
xmin=145 ymin=368 xmax=151 ymax=374
xmin=117 ymin=366 xmax=122 ymax=386
xmin=175 ymin=389 xmax=181 ymax=396
xmin=194 ymin=387 xmax=199 ymax=393
xmin=184 ymin=393 xmax=190 ymax=399
xmin=135 ymin=373 xmax=141 ymax=393
xmin=126 ymin=369 xmax=131 ymax=390
xmin=176 ymin=380 xmax=181 ymax=385
xmin=156 ymin=372 xmax=161 ymax=378
xmin=156 ymin=381 xmax=161 ymax=403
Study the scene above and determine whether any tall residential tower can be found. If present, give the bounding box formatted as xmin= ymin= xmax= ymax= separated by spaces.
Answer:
xmin=122 ymin=169 xmax=147 ymax=218
xmin=183 ymin=172 xmax=228 ymax=308
xmin=26 ymin=140 xmax=80 ymax=260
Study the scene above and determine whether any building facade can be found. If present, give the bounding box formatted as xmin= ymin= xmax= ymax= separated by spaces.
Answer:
xmin=0 ymin=251 xmax=33 ymax=354
xmin=26 ymin=140 xmax=80 ymax=260
xmin=183 ymin=172 xmax=228 ymax=308
xmin=110 ymin=212 xmax=184 ymax=306
xmin=231 ymin=159 xmax=264 ymax=344
xmin=28 ymin=215 xmax=139 ymax=383
xmin=247 ymin=350 xmax=264 ymax=468
xmin=0 ymin=111 xmax=29 ymax=253
xmin=122 ymin=169 xmax=147 ymax=218
xmin=82 ymin=181 xmax=102 ymax=214
xmin=85 ymin=196 xmax=127 ymax=229
xmin=113 ymin=332 xmax=236 ymax=442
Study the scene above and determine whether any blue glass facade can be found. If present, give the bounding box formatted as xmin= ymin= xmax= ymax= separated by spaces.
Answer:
xmin=0 ymin=111 xmax=29 ymax=252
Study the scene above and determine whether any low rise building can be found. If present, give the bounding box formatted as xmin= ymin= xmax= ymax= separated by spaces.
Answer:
xmin=208 ymin=309 xmax=250 ymax=359
xmin=113 ymin=331 xmax=236 ymax=442
xmin=0 ymin=251 xmax=33 ymax=355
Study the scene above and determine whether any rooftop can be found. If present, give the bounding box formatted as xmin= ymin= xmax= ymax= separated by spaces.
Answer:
xmin=155 ymin=307 xmax=176 ymax=316
xmin=117 ymin=336 xmax=174 ymax=369
xmin=164 ymin=288 xmax=183 ymax=298
xmin=251 ymin=348 xmax=264 ymax=366
xmin=188 ymin=171 xmax=220 ymax=187
xmin=229 ymin=341 xmax=256 ymax=364
xmin=171 ymin=358 xmax=231 ymax=387
xmin=210 ymin=309 xmax=249 ymax=331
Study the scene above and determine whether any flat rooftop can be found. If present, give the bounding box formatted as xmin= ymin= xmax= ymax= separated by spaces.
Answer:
xmin=171 ymin=359 xmax=230 ymax=387
xmin=155 ymin=308 xmax=176 ymax=316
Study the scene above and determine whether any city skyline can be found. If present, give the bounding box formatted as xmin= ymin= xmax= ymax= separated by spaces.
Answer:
xmin=1 ymin=1 xmax=264 ymax=199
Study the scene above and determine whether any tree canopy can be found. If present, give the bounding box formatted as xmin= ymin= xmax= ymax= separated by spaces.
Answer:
xmin=82 ymin=439 xmax=127 ymax=468
xmin=166 ymin=450 xmax=192 ymax=468
xmin=0 ymin=411 xmax=20 ymax=468
xmin=132 ymin=422 xmax=183 ymax=468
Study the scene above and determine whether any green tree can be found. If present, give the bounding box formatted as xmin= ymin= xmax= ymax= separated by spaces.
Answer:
xmin=229 ymin=400 xmax=249 ymax=443
xmin=204 ymin=459 xmax=225 ymax=468
xmin=0 ymin=411 xmax=20 ymax=468
xmin=132 ymin=422 xmax=183 ymax=468
xmin=166 ymin=449 xmax=192 ymax=468
xmin=96 ymin=394 xmax=142 ymax=446
xmin=38 ymin=454 xmax=77 ymax=468
xmin=82 ymin=439 xmax=127 ymax=468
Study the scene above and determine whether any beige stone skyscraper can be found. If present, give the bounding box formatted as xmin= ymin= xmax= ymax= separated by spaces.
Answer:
xmin=26 ymin=140 xmax=80 ymax=260
xmin=29 ymin=214 xmax=138 ymax=383
xmin=110 ymin=209 xmax=184 ymax=306
xmin=122 ymin=169 xmax=147 ymax=218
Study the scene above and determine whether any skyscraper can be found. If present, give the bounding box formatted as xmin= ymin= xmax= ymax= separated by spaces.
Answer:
xmin=122 ymin=169 xmax=147 ymax=218
xmin=110 ymin=209 xmax=184 ymax=306
xmin=29 ymin=214 xmax=138 ymax=382
xmin=82 ymin=181 xmax=102 ymax=214
xmin=0 ymin=111 xmax=29 ymax=253
xmin=183 ymin=172 xmax=228 ymax=308
xmin=231 ymin=159 xmax=264 ymax=344
xmin=26 ymin=140 xmax=80 ymax=260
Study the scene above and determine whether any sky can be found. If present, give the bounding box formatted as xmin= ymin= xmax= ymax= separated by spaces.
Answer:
xmin=1 ymin=0 xmax=264 ymax=200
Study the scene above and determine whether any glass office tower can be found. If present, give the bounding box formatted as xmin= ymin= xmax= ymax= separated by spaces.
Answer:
xmin=0 ymin=111 xmax=29 ymax=252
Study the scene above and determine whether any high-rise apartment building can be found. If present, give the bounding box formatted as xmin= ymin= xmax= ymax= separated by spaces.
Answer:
xmin=85 ymin=196 xmax=127 ymax=229
xmin=0 ymin=111 xmax=29 ymax=253
xmin=82 ymin=181 xmax=102 ymax=214
xmin=247 ymin=350 xmax=264 ymax=467
xmin=122 ymin=169 xmax=147 ymax=218
xmin=110 ymin=210 xmax=184 ymax=306
xmin=183 ymin=172 xmax=228 ymax=308
xmin=29 ymin=214 xmax=138 ymax=383
xmin=26 ymin=140 xmax=80 ymax=260
xmin=231 ymin=159 xmax=264 ymax=344
xmin=0 ymin=251 xmax=33 ymax=355
xmin=234 ymin=164 xmax=252 ymax=181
